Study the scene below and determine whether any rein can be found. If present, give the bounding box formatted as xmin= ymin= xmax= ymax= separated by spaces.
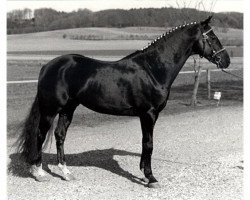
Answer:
xmin=221 ymin=69 xmax=243 ymax=80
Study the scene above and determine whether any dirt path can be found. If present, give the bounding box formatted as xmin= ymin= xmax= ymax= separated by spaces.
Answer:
xmin=7 ymin=105 xmax=243 ymax=200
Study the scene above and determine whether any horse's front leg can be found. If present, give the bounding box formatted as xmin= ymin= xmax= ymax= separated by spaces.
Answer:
xmin=139 ymin=109 xmax=160 ymax=188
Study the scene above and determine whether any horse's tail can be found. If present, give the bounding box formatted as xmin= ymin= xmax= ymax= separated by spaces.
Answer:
xmin=16 ymin=94 xmax=41 ymax=164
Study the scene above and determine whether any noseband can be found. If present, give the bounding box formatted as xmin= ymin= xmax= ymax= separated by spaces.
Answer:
xmin=200 ymin=28 xmax=226 ymax=66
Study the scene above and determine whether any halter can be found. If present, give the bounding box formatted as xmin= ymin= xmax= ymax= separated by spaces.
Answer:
xmin=200 ymin=28 xmax=226 ymax=66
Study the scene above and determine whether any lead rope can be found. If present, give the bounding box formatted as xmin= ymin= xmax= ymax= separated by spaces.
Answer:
xmin=221 ymin=69 xmax=243 ymax=80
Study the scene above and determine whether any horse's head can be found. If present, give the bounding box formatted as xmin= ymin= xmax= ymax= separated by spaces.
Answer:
xmin=193 ymin=16 xmax=230 ymax=69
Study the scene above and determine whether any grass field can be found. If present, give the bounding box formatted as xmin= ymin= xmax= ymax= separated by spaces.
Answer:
xmin=7 ymin=26 xmax=242 ymax=42
xmin=7 ymin=27 xmax=243 ymax=54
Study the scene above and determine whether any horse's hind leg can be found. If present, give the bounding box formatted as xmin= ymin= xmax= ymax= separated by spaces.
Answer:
xmin=54 ymin=101 xmax=78 ymax=181
xmin=30 ymin=113 xmax=56 ymax=182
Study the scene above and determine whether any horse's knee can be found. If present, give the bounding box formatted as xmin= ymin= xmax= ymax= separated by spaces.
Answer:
xmin=54 ymin=122 xmax=67 ymax=142
xmin=143 ymin=141 xmax=153 ymax=154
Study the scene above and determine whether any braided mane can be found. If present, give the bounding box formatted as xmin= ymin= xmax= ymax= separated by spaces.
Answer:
xmin=141 ymin=21 xmax=198 ymax=51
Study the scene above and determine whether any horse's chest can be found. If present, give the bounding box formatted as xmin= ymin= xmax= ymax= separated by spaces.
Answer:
xmin=139 ymin=85 xmax=168 ymax=110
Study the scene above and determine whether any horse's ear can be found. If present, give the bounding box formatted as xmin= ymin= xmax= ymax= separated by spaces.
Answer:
xmin=201 ymin=15 xmax=213 ymax=25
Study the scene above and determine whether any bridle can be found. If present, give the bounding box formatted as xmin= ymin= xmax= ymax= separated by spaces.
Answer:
xmin=200 ymin=28 xmax=226 ymax=67
xmin=199 ymin=28 xmax=242 ymax=79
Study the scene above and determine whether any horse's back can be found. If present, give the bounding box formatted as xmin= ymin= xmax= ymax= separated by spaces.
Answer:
xmin=37 ymin=54 xmax=138 ymax=113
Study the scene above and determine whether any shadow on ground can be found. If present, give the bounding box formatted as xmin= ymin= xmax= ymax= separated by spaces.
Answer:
xmin=8 ymin=148 xmax=145 ymax=185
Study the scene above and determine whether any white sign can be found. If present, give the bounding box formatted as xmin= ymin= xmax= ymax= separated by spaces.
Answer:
xmin=214 ymin=92 xmax=221 ymax=100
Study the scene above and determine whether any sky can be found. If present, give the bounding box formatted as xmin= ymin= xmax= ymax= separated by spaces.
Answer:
xmin=7 ymin=0 xmax=244 ymax=13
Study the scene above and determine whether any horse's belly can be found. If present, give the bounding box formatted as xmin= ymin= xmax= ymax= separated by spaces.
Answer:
xmin=81 ymin=99 xmax=135 ymax=116
xmin=84 ymin=103 xmax=135 ymax=116
xmin=77 ymin=88 xmax=136 ymax=116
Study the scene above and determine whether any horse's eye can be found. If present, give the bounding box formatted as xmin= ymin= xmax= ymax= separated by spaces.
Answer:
xmin=210 ymin=35 xmax=217 ymax=40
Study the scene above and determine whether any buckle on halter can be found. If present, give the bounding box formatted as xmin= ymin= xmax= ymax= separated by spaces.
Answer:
xmin=202 ymin=33 xmax=209 ymax=40
xmin=212 ymin=48 xmax=226 ymax=58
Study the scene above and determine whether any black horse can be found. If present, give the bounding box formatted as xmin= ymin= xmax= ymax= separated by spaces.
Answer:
xmin=17 ymin=16 xmax=230 ymax=188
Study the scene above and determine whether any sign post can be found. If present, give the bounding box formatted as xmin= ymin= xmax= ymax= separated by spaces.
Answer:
xmin=213 ymin=91 xmax=221 ymax=106
xmin=191 ymin=65 xmax=202 ymax=106
xmin=207 ymin=69 xmax=211 ymax=100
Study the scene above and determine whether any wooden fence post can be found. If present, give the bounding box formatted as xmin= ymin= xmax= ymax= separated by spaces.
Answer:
xmin=207 ymin=69 xmax=211 ymax=100
xmin=191 ymin=65 xmax=202 ymax=106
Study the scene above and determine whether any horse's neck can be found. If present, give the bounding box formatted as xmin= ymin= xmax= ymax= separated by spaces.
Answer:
xmin=135 ymin=29 xmax=196 ymax=87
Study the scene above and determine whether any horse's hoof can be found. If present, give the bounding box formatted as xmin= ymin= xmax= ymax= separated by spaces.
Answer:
xmin=148 ymin=182 xmax=161 ymax=188
xmin=141 ymin=177 xmax=149 ymax=183
xmin=63 ymin=173 xmax=76 ymax=181
xmin=34 ymin=175 xmax=50 ymax=182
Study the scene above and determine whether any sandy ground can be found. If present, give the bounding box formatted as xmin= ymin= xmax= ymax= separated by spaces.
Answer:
xmin=7 ymin=103 xmax=243 ymax=200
